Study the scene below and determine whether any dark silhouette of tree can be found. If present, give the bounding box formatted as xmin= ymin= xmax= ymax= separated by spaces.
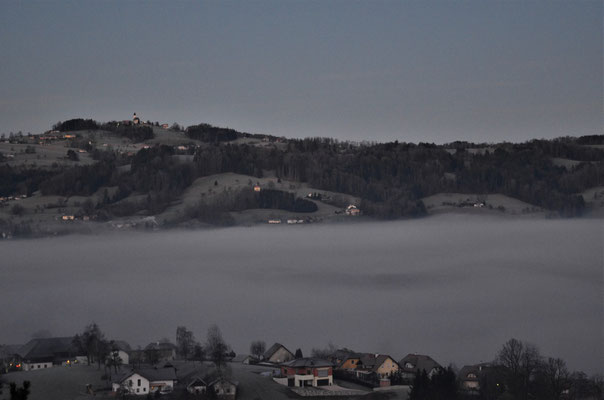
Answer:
xmin=106 ymin=350 xmax=123 ymax=374
xmin=534 ymin=358 xmax=570 ymax=400
xmin=495 ymin=338 xmax=542 ymax=400
xmin=206 ymin=325 xmax=229 ymax=371
xmin=409 ymin=370 xmax=430 ymax=400
xmin=176 ymin=326 xmax=195 ymax=361
xmin=73 ymin=323 xmax=107 ymax=368
xmin=249 ymin=341 xmax=266 ymax=360
xmin=66 ymin=149 xmax=79 ymax=161
xmin=294 ymin=349 xmax=303 ymax=359
xmin=9 ymin=381 xmax=30 ymax=400
xmin=144 ymin=348 xmax=160 ymax=366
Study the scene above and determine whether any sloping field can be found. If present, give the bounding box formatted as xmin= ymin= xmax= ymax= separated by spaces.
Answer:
xmin=422 ymin=192 xmax=544 ymax=216
xmin=156 ymin=172 xmax=361 ymax=225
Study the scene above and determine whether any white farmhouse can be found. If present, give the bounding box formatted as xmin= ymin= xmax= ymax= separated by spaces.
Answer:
xmin=112 ymin=368 xmax=177 ymax=396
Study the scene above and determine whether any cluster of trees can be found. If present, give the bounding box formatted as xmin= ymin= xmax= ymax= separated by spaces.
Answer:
xmin=185 ymin=123 xmax=239 ymax=142
xmin=174 ymin=325 xmax=234 ymax=370
xmin=101 ymin=122 xmax=154 ymax=142
xmin=409 ymin=367 xmax=458 ymax=400
xmin=53 ymin=119 xmax=98 ymax=132
xmin=402 ymin=338 xmax=603 ymax=400
xmin=72 ymin=323 xmax=113 ymax=370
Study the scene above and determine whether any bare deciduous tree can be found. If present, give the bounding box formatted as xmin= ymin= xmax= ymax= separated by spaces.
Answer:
xmin=176 ymin=326 xmax=195 ymax=361
xmin=249 ymin=340 xmax=266 ymax=359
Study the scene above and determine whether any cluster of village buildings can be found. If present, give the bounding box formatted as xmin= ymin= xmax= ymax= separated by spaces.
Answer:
xmin=0 ymin=337 xmax=491 ymax=398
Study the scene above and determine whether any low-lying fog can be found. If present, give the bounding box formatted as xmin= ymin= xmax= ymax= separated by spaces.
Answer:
xmin=1 ymin=215 xmax=602 ymax=373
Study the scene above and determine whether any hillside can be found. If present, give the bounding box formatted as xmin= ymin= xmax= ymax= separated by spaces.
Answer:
xmin=0 ymin=118 xmax=603 ymax=238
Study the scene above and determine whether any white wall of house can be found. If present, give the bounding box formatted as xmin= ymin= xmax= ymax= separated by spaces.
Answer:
xmin=213 ymin=381 xmax=236 ymax=396
xmin=187 ymin=385 xmax=206 ymax=394
xmin=293 ymin=370 xmax=333 ymax=387
xmin=113 ymin=373 xmax=150 ymax=396
xmin=268 ymin=347 xmax=293 ymax=363
xmin=117 ymin=350 xmax=129 ymax=365
xmin=23 ymin=362 xmax=52 ymax=371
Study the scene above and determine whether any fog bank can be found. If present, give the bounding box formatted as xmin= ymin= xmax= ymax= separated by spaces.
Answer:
xmin=1 ymin=215 xmax=602 ymax=373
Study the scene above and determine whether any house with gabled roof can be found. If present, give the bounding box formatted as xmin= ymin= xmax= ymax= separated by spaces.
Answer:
xmin=459 ymin=363 xmax=493 ymax=392
xmin=144 ymin=341 xmax=176 ymax=362
xmin=187 ymin=376 xmax=207 ymax=395
xmin=110 ymin=340 xmax=131 ymax=365
xmin=355 ymin=354 xmax=400 ymax=379
xmin=263 ymin=343 xmax=294 ymax=364
xmin=112 ymin=367 xmax=177 ymax=396
xmin=208 ymin=376 xmax=238 ymax=399
xmin=280 ymin=358 xmax=334 ymax=387
xmin=17 ymin=337 xmax=80 ymax=370
xmin=328 ymin=348 xmax=357 ymax=365
xmin=399 ymin=353 xmax=442 ymax=380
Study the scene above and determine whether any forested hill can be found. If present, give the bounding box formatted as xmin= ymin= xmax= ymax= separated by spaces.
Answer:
xmin=1 ymin=118 xmax=603 ymax=235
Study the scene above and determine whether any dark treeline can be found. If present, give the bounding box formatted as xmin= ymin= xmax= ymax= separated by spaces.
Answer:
xmin=185 ymin=123 xmax=239 ymax=142
xmin=53 ymin=119 xmax=99 ymax=132
xmin=190 ymin=138 xmax=603 ymax=218
xmin=100 ymin=122 xmax=154 ymax=143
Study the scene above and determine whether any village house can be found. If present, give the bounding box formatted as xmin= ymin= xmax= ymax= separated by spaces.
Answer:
xmin=355 ymin=354 xmax=400 ymax=379
xmin=186 ymin=376 xmax=207 ymax=395
xmin=458 ymin=363 xmax=493 ymax=393
xmin=399 ymin=353 xmax=442 ymax=381
xmin=111 ymin=340 xmax=131 ymax=365
xmin=16 ymin=337 xmax=80 ymax=371
xmin=336 ymin=354 xmax=362 ymax=371
xmin=263 ymin=343 xmax=294 ymax=364
xmin=345 ymin=205 xmax=361 ymax=216
xmin=230 ymin=354 xmax=257 ymax=364
xmin=144 ymin=341 xmax=177 ymax=362
xmin=208 ymin=377 xmax=238 ymax=399
xmin=112 ymin=367 xmax=177 ymax=396
xmin=280 ymin=358 xmax=334 ymax=387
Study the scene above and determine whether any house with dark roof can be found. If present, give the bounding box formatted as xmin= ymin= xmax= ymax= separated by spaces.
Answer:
xmin=280 ymin=358 xmax=334 ymax=387
xmin=186 ymin=376 xmax=207 ymax=395
xmin=17 ymin=337 xmax=80 ymax=371
xmin=112 ymin=367 xmax=177 ymax=396
xmin=263 ymin=343 xmax=294 ymax=364
xmin=143 ymin=341 xmax=177 ymax=362
xmin=110 ymin=340 xmax=131 ymax=365
xmin=328 ymin=348 xmax=357 ymax=365
xmin=0 ymin=344 xmax=23 ymax=372
xmin=459 ymin=363 xmax=493 ymax=393
xmin=399 ymin=353 xmax=442 ymax=380
xmin=355 ymin=354 xmax=400 ymax=379
xmin=208 ymin=376 xmax=238 ymax=399
xmin=331 ymin=350 xmax=362 ymax=371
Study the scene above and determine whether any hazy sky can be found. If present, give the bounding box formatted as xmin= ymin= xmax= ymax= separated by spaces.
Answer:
xmin=1 ymin=1 xmax=602 ymax=143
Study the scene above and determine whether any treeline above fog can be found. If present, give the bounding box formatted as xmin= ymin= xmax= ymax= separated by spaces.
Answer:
xmin=1 ymin=119 xmax=603 ymax=225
